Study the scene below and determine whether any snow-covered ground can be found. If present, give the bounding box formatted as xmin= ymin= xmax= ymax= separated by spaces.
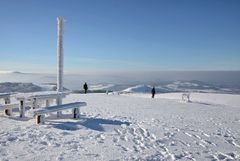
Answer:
xmin=0 ymin=93 xmax=240 ymax=161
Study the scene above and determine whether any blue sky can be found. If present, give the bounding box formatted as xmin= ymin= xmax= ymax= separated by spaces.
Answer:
xmin=0 ymin=0 xmax=240 ymax=73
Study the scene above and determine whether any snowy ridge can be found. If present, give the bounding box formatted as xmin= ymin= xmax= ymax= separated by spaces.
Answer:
xmin=123 ymin=84 xmax=153 ymax=93
xmin=0 ymin=71 xmax=22 ymax=74
xmin=89 ymin=84 xmax=115 ymax=90
xmin=0 ymin=82 xmax=69 ymax=94
xmin=0 ymin=82 xmax=43 ymax=93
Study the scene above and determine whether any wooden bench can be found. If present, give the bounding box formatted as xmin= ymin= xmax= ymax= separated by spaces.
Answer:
xmin=16 ymin=91 xmax=69 ymax=118
xmin=30 ymin=102 xmax=87 ymax=124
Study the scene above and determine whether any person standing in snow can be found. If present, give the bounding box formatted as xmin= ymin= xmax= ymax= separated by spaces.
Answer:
xmin=151 ymin=87 xmax=155 ymax=98
xmin=83 ymin=82 xmax=88 ymax=94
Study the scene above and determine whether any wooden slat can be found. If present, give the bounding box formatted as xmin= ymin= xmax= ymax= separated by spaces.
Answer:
xmin=0 ymin=102 xmax=31 ymax=110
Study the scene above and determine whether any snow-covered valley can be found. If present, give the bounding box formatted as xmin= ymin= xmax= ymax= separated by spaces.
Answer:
xmin=0 ymin=93 xmax=240 ymax=161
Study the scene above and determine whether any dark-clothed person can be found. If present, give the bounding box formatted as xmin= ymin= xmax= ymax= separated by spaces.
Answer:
xmin=151 ymin=87 xmax=155 ymax=98
xmin=83 ymin=82 xmax=88 ymax=94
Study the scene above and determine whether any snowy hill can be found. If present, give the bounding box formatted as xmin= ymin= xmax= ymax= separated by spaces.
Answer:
xmin=123 ymin=84 xmax=153 ymax=93
xmin=0 ymin=71 xmax=23 ymax=74
xmin=89 ymin=84 xmax=115 ymax=90
xmin=0 ymin=82 xmax=43 ymax=93
xmin=0 ymin=92 xmax=239 ymax=160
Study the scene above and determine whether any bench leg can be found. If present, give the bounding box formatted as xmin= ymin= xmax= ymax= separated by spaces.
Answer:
xmin=4 ymin=97 xmax=12 ymax=116
xmin=73 ymin=108 xmax=80 ymax=119
xmin=4 ymin=109 xmax=12 ymax=116
xmin=31 ymin=98 xmax=37 ymax=109
xmin=36 ymin=115 xmax=45 ymax=124
xmin=19 ymin=100 xmax=25 ymax=118
xmin=56 ymin=97 xmax=62 ymax=118
xmin=46 ymin=99 xmax=50 ymax=107
xmin=57 ymin=111 xmax=62 ymax=118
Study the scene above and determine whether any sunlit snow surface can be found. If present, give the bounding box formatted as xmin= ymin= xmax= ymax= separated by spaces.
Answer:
xmin=0 ymin=93 xmax=240 ymax=161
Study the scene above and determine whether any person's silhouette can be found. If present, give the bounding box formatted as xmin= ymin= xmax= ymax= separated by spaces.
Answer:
xmin=151 ymin=87 xmax=155 ymax=98
xmin=83 ymin=82 xmax=88 ymax=94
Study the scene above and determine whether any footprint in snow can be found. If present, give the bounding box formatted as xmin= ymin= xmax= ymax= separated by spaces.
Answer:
xmin=56 ymin=156 xmax=64 ymax=161
xmin=114 ymin=129 xmax=122 ymax=135
xmin=133 ymin=145 xmax=142 ymax=152
xmin=120 ymin=135 xmax=128 ymax=141
xmin=226 ymin=139 xmax=240 ymax=148
xmin=121 ymin=146 xmax=129 ymax=152
xmin=127 ymin=128 xmax=136 ymax=136
xmin=184 ymin=132 xmax=193 ymax=137
xmin=113 ymin=137 xmax=119 ymax=143
xmin=217 ymin=153 xmax=228 ymax=160
xmin=95 ymin=133 xmax=105 ymax=143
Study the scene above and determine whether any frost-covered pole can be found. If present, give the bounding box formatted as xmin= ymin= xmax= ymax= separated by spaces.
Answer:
xmin=56 ymin=17 xmax=64 ymax=117
xmin=57 ymin=17 xmax=64 ymax=93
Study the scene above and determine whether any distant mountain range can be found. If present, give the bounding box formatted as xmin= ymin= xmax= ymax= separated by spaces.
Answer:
xmin=89 ymin=80 xmax=239 ymax=94
xmin=0 ymin=82 xmax=43 ymax=93
xmin=120 ymin=80 xmax=237 ymax=94
xmin=0 ymin=71 xmax=23 ymax=74
xmin=0 ymin=71 xmax=240 ymax=94
xmin=0 ymin=80 xmax=239 ymax=94
xmin=0 ymin=82 xmax=68 ymax=93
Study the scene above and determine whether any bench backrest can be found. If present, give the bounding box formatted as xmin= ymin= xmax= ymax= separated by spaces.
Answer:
xmin=0 ymin=102 xmax=32 ymax=110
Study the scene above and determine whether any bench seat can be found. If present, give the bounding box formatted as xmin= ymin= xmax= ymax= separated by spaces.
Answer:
xmin=30 ymin=102 xmax=87 ymax=124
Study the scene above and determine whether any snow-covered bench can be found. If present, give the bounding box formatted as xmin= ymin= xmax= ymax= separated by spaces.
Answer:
xmin=0 ymin=93 xmax=35 ymax=117
xmin=0 ymin=93 xmax=14 ymax=116
xmin=30 ymin=102 xmax=87 ymax=124
xmin=16 ymin=91 xmax=69 ymax=118
xmin=0 ymin=103 xmax=17 ymax=116
xmin=182 ymin=93 xmax=191 ymax=102
xmin=0 ymin=102 xmax=32 ymax=116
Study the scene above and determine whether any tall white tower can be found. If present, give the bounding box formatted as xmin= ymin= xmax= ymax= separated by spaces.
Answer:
xmin=57 ymin=17 xmax=64 ymax=93
xmin=56 ymin=17 xmax=64 ymax=117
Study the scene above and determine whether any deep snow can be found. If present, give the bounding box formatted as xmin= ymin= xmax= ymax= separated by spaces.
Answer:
xmin=0 ymin=93 xmax=240 ymax=161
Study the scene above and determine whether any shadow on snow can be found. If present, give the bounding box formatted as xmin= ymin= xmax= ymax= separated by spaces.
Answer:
xmin=50 ymin=117 xmax=131 ymax=132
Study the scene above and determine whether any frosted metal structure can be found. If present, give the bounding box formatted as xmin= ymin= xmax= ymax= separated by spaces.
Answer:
xmin=57 ymin=17 xmax=64 ymax=93
xmin=56 ymin=17 xmax=64 ymax=117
